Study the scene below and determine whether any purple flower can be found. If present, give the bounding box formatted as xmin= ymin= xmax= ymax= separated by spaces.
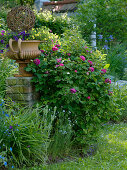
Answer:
xmin=0 ymin=50 xmax=3 ymax=53
xmin=40 ymin=50 xmax=44 ymax=53
xmin=52 ymin=46 xmax=58 ymax=51
xmin=67 ymin=53 xmax=71 ymax=56
xmin=98 ymin=34 xmax=103 ymax=39
xmin=55 ymin=44 xmax=60 ymax=47
xmin=1 ymin=40 xmax=4 ymax=43
xmin=56 ymin=58 xmax=61 ymax=63
xmin=34 ymin=59 xmax=40 ymax=65
xmin=70 ymin=88 xmax=77 ymax=93
xmin=109 ymin=35 xmax=113 ymax=40
xmin=87 ymin=96 xmax=91 ymax=99
xmin=59 ymin=63 xmax=64 ymax=66
xmin=9 ymin=126 xmax=13 ymax=129
xmin=89 ymin=67 xmax=94 ymax=72
xmin=103 ymin=45 xmax=109 ymax=50
xmin=1 ymin=30 xmax=5 ymax=33
xmin=55 ymin=65 xmax=59 ymax=68
xmin=105 ymin=78 xmax=111 ymax=84
xmin=101 ymin=69 xmax=107 ymax=74
xmin=1 ymin=33 xmax=4 ymax=36
xmin=80 ymin=56 xmax=86 ymax=61
xmin=88 ymin=60 xmax=93 ymax=66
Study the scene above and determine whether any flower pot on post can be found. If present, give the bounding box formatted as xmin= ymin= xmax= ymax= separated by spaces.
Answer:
xmin=6 ymin=38 xmax=42 ymax=77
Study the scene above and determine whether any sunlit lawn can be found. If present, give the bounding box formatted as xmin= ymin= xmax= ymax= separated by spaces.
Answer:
xmin=22 ymin=123 xmax=127 ymax=170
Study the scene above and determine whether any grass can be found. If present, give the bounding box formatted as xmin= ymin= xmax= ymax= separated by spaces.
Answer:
xmin=20 ymin=123 xmax=127 ymax=170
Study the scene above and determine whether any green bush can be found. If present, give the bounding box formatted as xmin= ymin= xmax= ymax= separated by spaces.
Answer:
xmin=35 ymin=10 xmax=72 ymax=36
xmin=0 ymin=101 xmax=55 ymax=168
xmin=106 ymin=43 xmax=127 ymax=80
xmin=26 ymin=31 xmax=119 ymax=145
xmin=75 ymin=0 xmax=127 ymax=43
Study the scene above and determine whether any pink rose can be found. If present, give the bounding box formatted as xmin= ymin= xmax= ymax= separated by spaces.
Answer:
xmin=59 ymin=63 xmax=64 ymax=66
xmin=55 ymin=44 xmax=60 ymax=47
xmin=87 ymin=96 xmax=91 ymax=99
xmin=86 ymin=72 xmax=89 ymax=75
xmin=34 ymin=59 xmax=40 ymax=65
xmin=70 ymin=88 xmax=77 ymax=93
xmin=56 ymin=65 xmax=59 ymax=68
xmin=88 ymin=60 xmax=93 ymax=66
xmin=101 ymin=69 xmax=107 ymax=74
xmin=89 ymin=67 xmax=94 ymax=72
xmin=52 ymin=46 xmax=58 ymax=51
xmin=75 ymin=70 xmax=77 ymax=73
xmin=40 ymin=50 xmax=44 ymax=53
xmin=67 ymin=53 xmax=71 ymax=56
xmin=105 ymin=78 xmax=111 ymax=84
xmin=80 ymin=56 xmax=86 ymax=61
xmin=56 ymin=58 xmax=61 ymax=63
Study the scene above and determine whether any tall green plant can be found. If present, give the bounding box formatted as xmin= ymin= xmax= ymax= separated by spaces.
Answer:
xmin=0 ymin=101 xmax=56 ymax=168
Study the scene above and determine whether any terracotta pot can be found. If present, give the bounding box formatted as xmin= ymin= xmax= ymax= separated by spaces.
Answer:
xmin=6 ymin=38 xmax=42 ymax=77
xmin=6 ymin=38 xmax=42 ymax=60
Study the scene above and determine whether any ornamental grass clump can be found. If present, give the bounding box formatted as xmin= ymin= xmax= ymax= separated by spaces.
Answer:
xmin=26 ymin=33 xmax=119 ymax=145
xmin=0 ymin=100 xmax=55 ymax=168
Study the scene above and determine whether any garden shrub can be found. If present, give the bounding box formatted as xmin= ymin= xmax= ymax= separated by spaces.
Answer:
xmin=26 ymin=31 xmax=119 ymax=145
xmin=106 ymin=43 xmax=127 ymax=80
xmin=0 ymin=101 xmax=56 ymax=168
xmin=75 ymin=0 xmax=127 ymax=43
xmin=35 ymin=10 xmax=72 ymax=36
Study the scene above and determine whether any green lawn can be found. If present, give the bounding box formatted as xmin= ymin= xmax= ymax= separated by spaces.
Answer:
xmin=22 ymin=123 xmax=127 ymax=170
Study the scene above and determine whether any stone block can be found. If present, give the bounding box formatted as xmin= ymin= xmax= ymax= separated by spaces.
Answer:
xmin=6 ymin=77 xmax=17 ymax=86
xmin=6 ymin=93 xmax=33 ymax=101
xmin=6 ymin=85 xmax=33 ymax=94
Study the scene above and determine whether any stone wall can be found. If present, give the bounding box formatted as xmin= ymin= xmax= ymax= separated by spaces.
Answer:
xmin=6 ymin=77 xmax=39 ymax=106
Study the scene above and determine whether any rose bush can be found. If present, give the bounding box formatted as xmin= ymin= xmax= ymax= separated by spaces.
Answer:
xmin=26 ymin=32 xmax=119 ymax=145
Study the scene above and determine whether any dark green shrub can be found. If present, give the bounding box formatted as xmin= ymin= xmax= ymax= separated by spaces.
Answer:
xmin=75 ymin=0 xmax=127 ymax=43
xmin=26 ymin=31 xmax=119 ymax=145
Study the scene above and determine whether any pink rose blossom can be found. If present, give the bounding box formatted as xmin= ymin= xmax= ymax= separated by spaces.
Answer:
xmin=88 ymin=60 xmax=93 ymax=66
xmin=52 ymin=46 xmax=58 ymax=51
xmin=75 ymin=70 xmax=77 ymax=73
xmin=56 ymin=58 xmax=61 ymax=63
xmin=34 ymin=59 xmax=40 ymax=65
xmin=101 ymin=69 xmax=107 ymax=74
xmin=56 ymin=65 xmax=59 ymax=68
xmin=86 ymin=72 xmax=89 ymax=75
xmin=70 ymin=88 xmax=77 ymax=93
xmin=67 ymin=53 xmax=71 ymax=56
xmin=40 ymin=50 xmax=44 ymax=53
xmin=55 ymin=44 xmax=60 ymax=47
xmin=87 ymin=96 xmax=91 ymax=99
xmin=59 ymin=63 xmax=64 ymax=66
xmin=105 ymin=78 xmax=111 ymax=84
xmin=89 ymin=67 xmax=94 ymax=72
xmin=80 ymin=56 xmax=86 ymax=61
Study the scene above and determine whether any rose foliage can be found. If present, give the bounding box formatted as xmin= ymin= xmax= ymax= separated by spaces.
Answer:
xmin=26 ymin=36 xmax=119 ymax=144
